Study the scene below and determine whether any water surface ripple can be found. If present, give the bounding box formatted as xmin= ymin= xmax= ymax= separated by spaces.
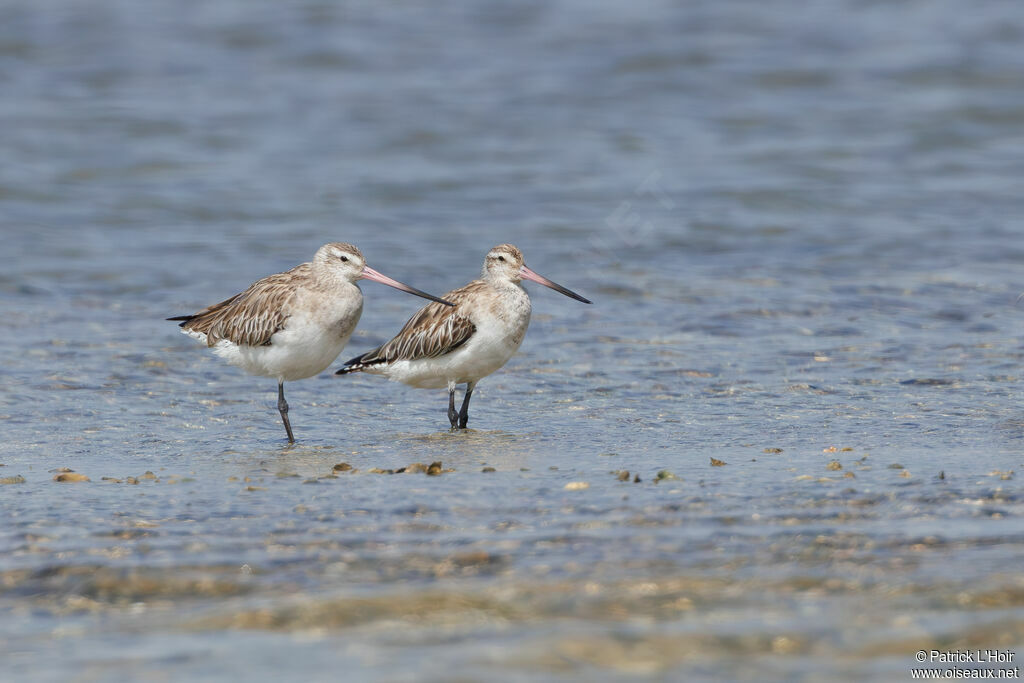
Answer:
xmin=2 ymin=1 xmax=1024 ymax=680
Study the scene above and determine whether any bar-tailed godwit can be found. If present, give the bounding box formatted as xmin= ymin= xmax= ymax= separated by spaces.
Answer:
xmin=335 ymin=244 xmax=591 ymax=429
xmin=169 ymin=242 xmax=452 ymax=443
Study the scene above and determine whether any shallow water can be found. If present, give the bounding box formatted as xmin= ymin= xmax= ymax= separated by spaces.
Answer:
xmin=2 ymin=1 xmax=1024 ymax=680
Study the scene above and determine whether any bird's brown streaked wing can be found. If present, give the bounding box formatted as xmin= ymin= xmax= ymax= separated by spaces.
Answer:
xmin=350 ymin=282 xmax=483 ymax=366
xmin=173 ymin=265 xmax=308 ymax=347
xmin=378 ymin=305 xmax=476 ymax=361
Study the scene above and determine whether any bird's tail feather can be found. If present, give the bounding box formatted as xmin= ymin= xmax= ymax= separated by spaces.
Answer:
xmin=335 ymin=351 xmax=385 ymax=375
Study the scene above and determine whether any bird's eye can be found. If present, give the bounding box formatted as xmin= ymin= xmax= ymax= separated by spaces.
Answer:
xmin=497 ymin=256 xmax=506 ymax=262
xmin=339 ymin=255 xmax=349 ymax=262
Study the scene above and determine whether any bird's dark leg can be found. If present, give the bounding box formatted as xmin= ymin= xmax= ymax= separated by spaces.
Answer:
xmin=278 ymin=381 xmax=295 ymax=443
xmin=458 ymin=381 xmax=475 ymax=429
xmin=447 ymin=382 xmax=459 ymax=429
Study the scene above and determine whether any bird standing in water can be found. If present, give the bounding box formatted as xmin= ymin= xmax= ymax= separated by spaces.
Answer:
xmin=336 ymin=244 xmax=591 ymax=429
xmin=169 ymin=242 xmax=452 ymax=442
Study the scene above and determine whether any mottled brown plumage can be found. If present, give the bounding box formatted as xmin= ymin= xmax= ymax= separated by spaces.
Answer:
xmin=342 ymin=281 xmax=485 ymax=369
xmin=169 ymin=264 xmax=311 ymax=347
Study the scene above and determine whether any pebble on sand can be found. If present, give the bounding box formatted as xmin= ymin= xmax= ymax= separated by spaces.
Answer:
xmin=53 ymin=472 xmax=89 ymax=482
xmin=655 ymin=470 xmax=680 ymax=482
xmin=364 ymin=462 xmax=449 ymax=476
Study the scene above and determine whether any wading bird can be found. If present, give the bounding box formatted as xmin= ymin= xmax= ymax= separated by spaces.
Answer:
xmin=169 ymin=243 xmax=452 ymax=442
xmin=336 ymin=244 xmax=591 ymax=429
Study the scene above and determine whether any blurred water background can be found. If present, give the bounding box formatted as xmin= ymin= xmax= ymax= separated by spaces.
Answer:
xmin=2 ymin=1 xmax=1024 ymax=680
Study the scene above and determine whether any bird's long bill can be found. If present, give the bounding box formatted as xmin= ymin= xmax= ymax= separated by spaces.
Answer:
xmin=519 ymin=265 xmax=592 ymax=304
xmin=360 ymin=266 xmax=454 ymax=306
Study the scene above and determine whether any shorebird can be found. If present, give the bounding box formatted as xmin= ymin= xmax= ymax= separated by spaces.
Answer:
xmin=168 ymin=243 xmax=451 ymax=443
xmin=335 ymin=244 xmax=591 ymax=429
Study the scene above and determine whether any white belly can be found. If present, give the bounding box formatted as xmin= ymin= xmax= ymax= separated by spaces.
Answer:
xmin=374 ymin=315 xmax=528 ymax=389
xmin=185 ymin=309 xmax=360 ymax=383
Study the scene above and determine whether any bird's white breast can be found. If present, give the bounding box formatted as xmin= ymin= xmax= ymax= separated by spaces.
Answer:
xmin=186 ymin=284 xmax=363 ymax=383
xmin=380 ymin=284 xmax=531 ymax=389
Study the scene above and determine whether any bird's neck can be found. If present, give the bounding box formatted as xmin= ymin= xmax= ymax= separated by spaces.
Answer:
xmin=482 ymin=273 xmax=522 ymax=292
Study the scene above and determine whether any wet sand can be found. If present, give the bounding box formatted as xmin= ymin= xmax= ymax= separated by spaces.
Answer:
xmin=3 ymin=0 xmax=1024 ymax=680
